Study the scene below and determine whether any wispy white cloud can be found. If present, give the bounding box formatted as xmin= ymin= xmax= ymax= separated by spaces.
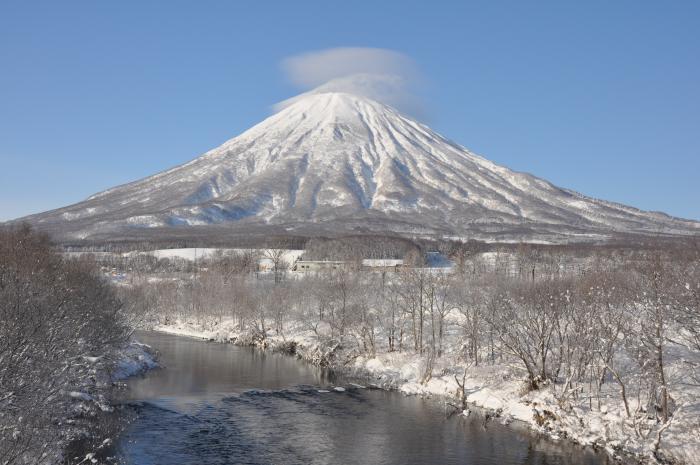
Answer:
xmin=276 ymin=47 xmax=425 ymax=118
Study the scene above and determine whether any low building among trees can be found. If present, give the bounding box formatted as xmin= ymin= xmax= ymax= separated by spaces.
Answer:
xmin=361 ymin=258 xmax=405 ymax=272
xmin=292 ymin=260 xmax=346 ymax=272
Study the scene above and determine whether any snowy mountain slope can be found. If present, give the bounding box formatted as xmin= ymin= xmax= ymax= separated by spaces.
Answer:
xmin=16 ymin=91 xmax=700 ymax=243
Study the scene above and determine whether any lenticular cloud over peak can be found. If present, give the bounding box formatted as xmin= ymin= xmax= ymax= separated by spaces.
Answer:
xmin=281 ymin=47 xmax=417 ymax=88
xmin=276 ymin=47 xmax=424 ymax=117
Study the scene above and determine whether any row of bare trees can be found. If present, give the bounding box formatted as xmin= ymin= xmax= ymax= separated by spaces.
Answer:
xmin=139 ymin=241 xmax=698 ymax=450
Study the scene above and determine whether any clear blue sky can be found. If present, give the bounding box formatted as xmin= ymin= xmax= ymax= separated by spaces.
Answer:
xmin=1 ymin=1 xmax=698 ymax=221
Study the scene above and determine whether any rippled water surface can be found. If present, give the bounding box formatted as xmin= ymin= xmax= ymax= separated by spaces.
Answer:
xmin=116 ymin=331 xmax=611 ymax=465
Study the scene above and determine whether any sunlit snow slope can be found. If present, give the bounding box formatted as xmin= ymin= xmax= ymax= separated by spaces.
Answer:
xmin=18 ymin=92 xmax=700 ymax=243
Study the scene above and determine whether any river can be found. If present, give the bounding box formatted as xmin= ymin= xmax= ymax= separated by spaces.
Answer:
xmin=113 ymin=331 xmax=613 ymax=464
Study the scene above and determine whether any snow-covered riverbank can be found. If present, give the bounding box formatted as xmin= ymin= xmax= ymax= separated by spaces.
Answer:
xmin=151 ymin=319 xmax=699 ymax=465
xmin=112 ymin=340 xmax=159 ymax=381
xmin=61 ymin=341 xmax=159 ymax=464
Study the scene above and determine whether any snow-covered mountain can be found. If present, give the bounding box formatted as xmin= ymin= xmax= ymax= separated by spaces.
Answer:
xmin=17 ymin=91 xmax=700 ymax=243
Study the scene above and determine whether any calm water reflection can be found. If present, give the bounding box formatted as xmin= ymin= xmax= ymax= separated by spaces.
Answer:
xmin=116 ymin=332 xmax=611 ymax=465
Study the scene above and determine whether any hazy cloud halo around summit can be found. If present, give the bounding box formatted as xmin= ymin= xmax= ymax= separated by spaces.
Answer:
xmin=276 ymin=47 xmax=425 ymax=118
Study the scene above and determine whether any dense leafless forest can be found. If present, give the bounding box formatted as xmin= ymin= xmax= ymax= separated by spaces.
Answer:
xmin=0 ymin=226 xmax=136 ymax=465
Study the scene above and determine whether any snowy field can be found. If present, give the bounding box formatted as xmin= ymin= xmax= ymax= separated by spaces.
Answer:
xmin=64 ymin=247 xmax=305 ymax=263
